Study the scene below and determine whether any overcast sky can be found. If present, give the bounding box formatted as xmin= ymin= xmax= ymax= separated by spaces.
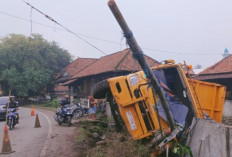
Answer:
xmin=1 ymin=0 xmax=232 ymax=72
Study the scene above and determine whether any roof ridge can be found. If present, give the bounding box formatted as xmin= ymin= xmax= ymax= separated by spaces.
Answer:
xmin=99 ymin=48 xmax=130 ymax=59
xmin=114 ymin=49 xmax=131 ymax=70
xmin=72 ymin=58 xmax=99 ymax=79
xmin=66 ymin=57 xmax=97 ymax=68
xmin=199 ymin=54 xmax=232 ymax=75
xmin=144 ymin=54 xmax=161 ymax=66
xmin=76 ymin=57 xmax=97 ymax=60
xmin=71 ymin=49 xmax=129 ymax=79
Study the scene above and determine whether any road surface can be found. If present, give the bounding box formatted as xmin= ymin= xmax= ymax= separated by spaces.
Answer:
xmin=0 ymin=107 xmax=78 ymax=157
xmin=0 ymin=107 xmax=48 ymax=157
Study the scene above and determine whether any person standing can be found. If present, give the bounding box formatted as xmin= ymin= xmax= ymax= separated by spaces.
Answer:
xmin=88 ymin=95 xmax=98 ymax=120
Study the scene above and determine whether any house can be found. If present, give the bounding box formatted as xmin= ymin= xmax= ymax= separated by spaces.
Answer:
xmin=61 ymin=49 xmax=160 ymax=99
xmin=197 ymin=54 xmax=232 ymax=116
xmin=197 ymin=55 xmax=232 ymax=94
xmin=55 ymin=57 xmax=97 ymax=99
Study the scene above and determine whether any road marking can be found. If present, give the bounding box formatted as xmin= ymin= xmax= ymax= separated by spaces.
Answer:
xmin=37 ymin=110 xmax=52 ymax=157
xmin=22 ymin=107 xmax=53 ymax=157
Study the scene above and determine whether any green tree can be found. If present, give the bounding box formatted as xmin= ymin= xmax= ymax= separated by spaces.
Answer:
xmin=0 ymin=34 xmax=72 ymax=99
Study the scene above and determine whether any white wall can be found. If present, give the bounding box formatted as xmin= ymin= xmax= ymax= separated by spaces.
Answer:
xmin=223 ymin=100 xmax=232 ymax=117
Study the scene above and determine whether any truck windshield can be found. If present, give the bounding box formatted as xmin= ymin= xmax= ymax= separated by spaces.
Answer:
xmin=152 ymin=67 xmax=195 ymax=129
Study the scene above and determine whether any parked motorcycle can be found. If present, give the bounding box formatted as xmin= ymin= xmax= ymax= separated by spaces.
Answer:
xmin=54 ymin=104 xmax=73 ymax=127
xmin=7 ymin=108 xmax=18 ymax=130
xmin=72 ymin=103 xmax=88 ymax=120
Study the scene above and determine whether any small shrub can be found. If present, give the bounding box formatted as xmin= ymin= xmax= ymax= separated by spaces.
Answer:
xmin=45 ymin=99 xmax=59 ymax=108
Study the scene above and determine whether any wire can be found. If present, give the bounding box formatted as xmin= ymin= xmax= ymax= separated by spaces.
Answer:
xmin=143 ymin=47 xmax=222 ymax=56
xmin=21 ymin=0 xmax=107 ymax=56
xmin=0 ymin=10 xmax=118 ymax=45
xmin=20 ymin=7 xmax=33 ymax=66
xmin=0 ymin=9 xmax=225 ymax=56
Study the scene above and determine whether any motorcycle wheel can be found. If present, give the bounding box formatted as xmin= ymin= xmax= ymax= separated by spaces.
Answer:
xmin=57 ymin=115 xmax=63 ymax=125
xmin=8 ymin=119 xmax=13 ymax=130
xmin=67 ymin=116 xmax=71 ymax=127
xmin=12 ymin=120 xmax=15 ymax=129
xmin=73 ymin=109 xmax=82 ymax=119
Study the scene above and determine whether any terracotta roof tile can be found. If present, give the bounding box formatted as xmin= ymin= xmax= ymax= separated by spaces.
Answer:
xmin=64 ymin=58 xmax=97 ymax=77
xmin=56 ymin=58 xmax=97 ymax=82
xmin=199 ymin=55 xmax=232 ymax=75
xmin=72 ymin=49 xmax=160 ymax=79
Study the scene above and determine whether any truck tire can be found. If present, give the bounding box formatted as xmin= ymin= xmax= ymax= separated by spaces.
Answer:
xmin=91 ymin=79 xmax=110 ymax=99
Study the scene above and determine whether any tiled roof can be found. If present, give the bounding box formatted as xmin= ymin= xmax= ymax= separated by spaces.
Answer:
xmin=64 ymin=58 xmax=97 ymax=77
xmin=199 ymin=55 xmax=232 ymax=75
xmin=56 ymin=58 xmax=97 ymax=82
xmin=72 ymin=49 xmax=160 ymax=79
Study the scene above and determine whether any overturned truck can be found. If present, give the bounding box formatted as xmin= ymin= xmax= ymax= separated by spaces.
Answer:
xmin=92 ymin=0 xmax=228 ymax=156
xmin=92 ymin=62 xmax=226 ymax=156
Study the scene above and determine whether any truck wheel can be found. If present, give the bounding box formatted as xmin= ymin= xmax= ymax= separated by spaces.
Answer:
xmin=91 ymin=79 xmax=110 ymax=99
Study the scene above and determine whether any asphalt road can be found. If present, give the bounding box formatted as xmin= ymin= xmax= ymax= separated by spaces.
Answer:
xmin=0 ymin=107 xmax=49 ymax=157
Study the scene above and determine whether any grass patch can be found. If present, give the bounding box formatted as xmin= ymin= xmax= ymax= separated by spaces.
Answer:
xmin=85 ymin=132 xmax=150 ymax=157
xmin=76 ymin=127 xmax=88 ymax=142
xmin=22 ymin=99 xmax=60 ymax=112
xmin=74 ymin=116 xmax=150 ymax=157
xmin=23 ymin=104 xmax=57 ymax=112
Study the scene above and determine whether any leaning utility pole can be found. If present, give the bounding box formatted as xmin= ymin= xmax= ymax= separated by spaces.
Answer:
xmin=107 ymin=0 xmax=176 ymax=131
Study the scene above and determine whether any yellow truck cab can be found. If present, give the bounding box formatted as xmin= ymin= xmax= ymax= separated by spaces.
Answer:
xmin=92 ymin=62 xmax=226 ymax=141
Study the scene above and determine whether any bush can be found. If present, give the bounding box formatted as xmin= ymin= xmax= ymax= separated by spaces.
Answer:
xmin=45 ymin=99 xmax=59 ymax=108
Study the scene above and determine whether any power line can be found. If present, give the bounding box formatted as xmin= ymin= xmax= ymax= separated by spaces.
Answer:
xmin=142 ymin=47 xmax=221 ymax=55
xmin=0 ymin=9 xmax=225 ymax=56
xmin=22 ymin=0 xmax=107 ymax=56
xmin=20 ymin=6 xmax=33 ymax=69
xmin=0 ymin=10 xmax=121 ymax=45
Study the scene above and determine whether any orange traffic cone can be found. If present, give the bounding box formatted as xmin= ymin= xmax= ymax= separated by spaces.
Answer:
xmin=34 ymin=114 xmax=41 ymax=128
xmin=0 ymin=125 xmax=15 ymax=154
xmin=31 ymin=106 xmax=35 ymax=116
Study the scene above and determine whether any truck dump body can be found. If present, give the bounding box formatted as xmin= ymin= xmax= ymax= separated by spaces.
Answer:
xmin=107 ymin=63 xmax=226 ymax=140
xmin=188 ymin=79 xmax=226 ymax=122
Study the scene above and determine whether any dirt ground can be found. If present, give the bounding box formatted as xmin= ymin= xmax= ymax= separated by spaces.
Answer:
xmin=36 ymin=108 xmax=78 ymax=157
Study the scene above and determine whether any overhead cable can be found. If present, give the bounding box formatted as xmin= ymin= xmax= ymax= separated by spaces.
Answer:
xmin=0 ymin=9 xmax=223 ymax=56
xmin=22 ymin=0 xmax=107 ymax=56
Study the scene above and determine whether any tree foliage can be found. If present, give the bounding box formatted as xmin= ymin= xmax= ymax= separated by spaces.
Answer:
xmin=0 ymin=34 xmax=72 ymax=98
